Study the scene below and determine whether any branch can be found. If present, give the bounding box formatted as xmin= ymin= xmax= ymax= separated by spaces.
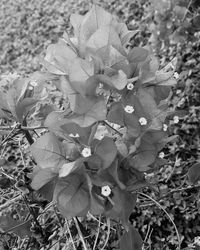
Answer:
xmin=103 ymin=121 xmax=123 ymax=136
xmin=93 ymin=215 xmax=101 ymax=250
xmin=101 ymin=218 xmax=110 ymax=250
xmin=74 ymin=217 xmax=88 ymax=250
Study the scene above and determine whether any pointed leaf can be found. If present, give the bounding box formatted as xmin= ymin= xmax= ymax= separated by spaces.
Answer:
xmin=128 ymin=47 xmax=149 ymax=63
xmin=69 ymin=58 xmax=95 ymax=96
xmin=96 ymin=70 xmax=127 ymax=90
xmin=95 ymin=137 xmax=117 ymax=169
xmin=54 ymin=174 xmax=90 ymax=218
xmin=43 ymin=39 xmax=77 ymax=75
xmin=69 ymin=98 xmax=107 ymax=127
xmin=120 ymin=225 xmax=143 ymax=250
xmin=59 ymin=159 xmax=83 ymax=177
xmin=30 ymin=132 xmax=65 ymax=170
xmin=86 ymin=25 xmax=124 ymax=55
xmin=16 ymin=98 xmax=37 ymax=122
xmin=31 ymin=168 xmax=57 ymax=190
xmin=105 ymin=187 xmax=137 ymax=228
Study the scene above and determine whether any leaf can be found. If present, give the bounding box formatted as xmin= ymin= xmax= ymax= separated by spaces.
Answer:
xmin=69 ymin=98 xmax=107 ymax=127
xmin=120 ymin=225 xmax=143 ymax=250
xmin=128 ymin=47 xmax=149 ymax=63
xmin=76 ymin=5 xmax=113 ymax=55
xmin=115 ymin=23 xmax=139 ymax=46
xmin=86 ymin=25 xmax=124 ymax=55
xmin=188 ymin=163 xmax=200 ymax=185
xmin=15 ymin=98 xmax=37 ymax=122
xmin=45 ymin=110 xmax=95 ymax=145
xmin=30 ymin=132 xmax=65 ymax=170
xmin=108 ymin=158 xmax=126 ymax=189
xmin=139 ymin=56 xmax=159 ymax=84
xmin=137 ymin=88 xmax=165 ymax=130
xmin=30 ymin=167 xmax=57 ymax=190
xmin=60 ymin=76 xmax=99 ymax=114
xmin=105 ymin=187 xmax=137 ymax=228
xmin=43 ymin=39 xmax=77 ymax=75
xmin=95 ymin=137 xmax=117 ymax=169
xmin=94 ymin=45 xmax=127 ymax=68
xmin=96 ymin=70 xmax=127 ymax=90
xmin=37 ymin=178 xmax=57 ymax=202
xmin=0 ymin=215 xmax=31 ymax=238
xmin=90 ymin=190 xmax=105 ymax=215
xmin=59 ymin=159 xmax=83 ymax=178
xmin=68 ymin=58 xmax=95 ymax=96
xmin=107 ymin=102 xmax=141 ymax=137
xmin=53 ymin=174 xmax=90 ymax=218
xmin=131 ymin=138 xmax=157 ymax=172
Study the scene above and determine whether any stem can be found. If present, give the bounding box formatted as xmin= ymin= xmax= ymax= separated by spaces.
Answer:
xmin=74 ymin=217 xmax=88 ymax=250
xmin=93 ymin=215 xmax=101 ymax=250
xmin=22 ymin=120 xmax=34 ymax=145
xmin=103 ymin=121 xmax=123 ymax=136
xmin=101 ymin=218 xmax=110 ymax=250
xmin=137 ymin=192 xmax=181 ymax=250
xmin=66 ymin=219 xmax=76 ymax=250
xmin=22 ymin=195 xmax=45 ymax=238
xmin=0 ymin=123 xmax=19 ymax=145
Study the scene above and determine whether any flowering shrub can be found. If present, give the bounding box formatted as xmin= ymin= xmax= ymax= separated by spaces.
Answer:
xmin=0 ymin=4 xmax=185 ymax=249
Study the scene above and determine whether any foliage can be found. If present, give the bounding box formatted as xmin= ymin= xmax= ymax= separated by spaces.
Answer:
xmin=145 ymin=0 xmax=200 ymax=50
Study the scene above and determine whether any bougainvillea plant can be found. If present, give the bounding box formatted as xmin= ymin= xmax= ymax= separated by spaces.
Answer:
xmin=0 ymin=4 xmax=182 ymax=249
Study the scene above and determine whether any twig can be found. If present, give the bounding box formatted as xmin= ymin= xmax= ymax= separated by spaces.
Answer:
xmin=101 ymin=218 xmax=110 ymax=250
xmin=137 ymin=192 xmax=181 ymax=250
xmin=93 ymin=215 xmax=101 ymax=250
xmin=22 ymin=120 xmax=34 ymax=145
xmin=182 ymin=0 xmax=193 ymax=22
xmin=65 ymin=219 xmax=76 ymax=250
xmin=22 ymin=195 xmax=45 ymax=238
xmin=0 ymin=125 xmax=47 ymax=131
xmin=103 ymin=121 xmax=123 ymax=136
xmin=0 ymin=123 xmax=19 ymax=145
xmin=0 ymin=195 xmax=21 ymax=212
xmin=88 ymin=212 xmax=116 ymax=231
xmin=74 ymin=217 xmax=88 ymax=250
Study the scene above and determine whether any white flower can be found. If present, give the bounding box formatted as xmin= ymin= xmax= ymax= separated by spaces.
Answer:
xmin=99 ymin=83 xmax=103 ymax=89
xmin=163 ymin=124 xmax=168 ymax=131
xmin=174 ymin=72 xmax=179 ymax=79
xmin=69 ymin=133 xmax=80 ymax=138
xmin=159 ymin=152 xmax=165 ymax=159
xmin=81 ymin=147 xmax=91 ymax=158
xmin=176 ymin=89 xmax=181 ymax=94
xmin=30 ymin=80 xmax=38 ymax=87
xmin=173 ymin=116 xmax=179 ymax=124
xmin=127 ymin=83 xmax=134 ymax=90
xmin=139 ymin=117 xmax=147 ymax=126
xmin=124 ymin=105 xmax=134 ymax=114
xmin=28 ymin=86 xmax=34 ymax=91
xmin=101 ymin=185 xmax=111 ymax=197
